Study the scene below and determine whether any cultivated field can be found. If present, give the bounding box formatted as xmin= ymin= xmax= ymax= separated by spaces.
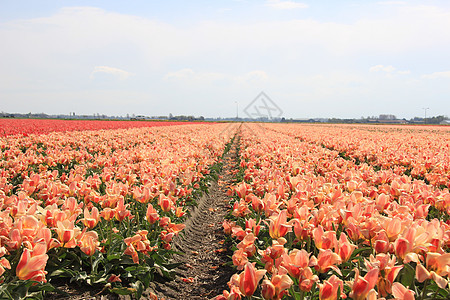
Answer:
xmin=0 ymin=120 xmax=449 ymax=299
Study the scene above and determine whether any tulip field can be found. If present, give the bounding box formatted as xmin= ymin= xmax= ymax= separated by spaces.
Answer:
xmin=219 ymin=123 xmax=450 ymax=300
xmin=0 ymin=120 xmax=449 ymax=299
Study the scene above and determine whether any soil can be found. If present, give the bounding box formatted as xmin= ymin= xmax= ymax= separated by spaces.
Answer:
xmin=145 ymin=139 xmax=238 ymax=299
xmin=47 ymin=137 xmax=239 ymax=300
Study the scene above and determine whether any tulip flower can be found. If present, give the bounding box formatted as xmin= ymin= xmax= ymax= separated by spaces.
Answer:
xmin=315 ymin=249 xmax=342 ymax=275
xmin=237 ymin=262 xmax=266 ymax=297
xmin=365 ymin=254 xmax=403 ymax=297
xmin=232 ymin=248 xmax=249 ymax=270
xmin=245 ymin=218 xmax=262 ymax=237
xmin=281 ymin=248 xmax=314 ymax=279
xmin=416 ymin=252 xmax=450 ymax=289
xmin=56 ymin=219 xmax=80 ymax=248
xmin=313 ymin=225 xmax=337 ymax=250
xmin=78 ymin=230 xmax=99 ymax=256
xmin=158 ymin=194 xmax=172 ymax=212
xmin=266 ymin=210 xmax=292 ymax=240
xmin=298 ymin=266 xmax=319 ymax=292
xmin=349 ymin=268 xmax=379 ymax=300
xmin=80 ymin=207 xmax=100 ymax=229
xmin=373 ymin=231 xmax=390 ymax=254
xmin=319 ymin=275 xmax=344 ymax=300
xmin=115 ymin=197 xmax=131 ymax=222
xmin=233 ymin=199 xmax=251 ymax=217
xmin=16 ymin=241 xmax=48 ymax=282
xmin=146 ymin=204 xmax=160 ymax=224
xmin=237 ymin=233 xmax=257 ymax=257
xmin=101 ymin=207 xmax=115 ymax=221
xmin=0 ymin=257 xmax=11 ymax=277
xmin=337 ymin=232 xmax=356 ymax=263
xmin=260 ymin=267 xmax=293 ymax=300
xmin=391 ymin=282 xmax=415 ymax=300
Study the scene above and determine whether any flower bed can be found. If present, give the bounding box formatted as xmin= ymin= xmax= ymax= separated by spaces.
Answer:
xmin=219 ymin=123 xmax=450 ymax=300
xmin=0 ymin=118 xmax=200 ymax=137
xmin=0 ymin=123 xmax=235 ymax=298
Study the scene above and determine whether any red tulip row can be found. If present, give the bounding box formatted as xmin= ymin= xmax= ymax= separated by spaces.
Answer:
xmin=263 ymin=123 xmax=450 ymax=189
xmin=0 ymin=118 xmax=199 ymax=137
xmin=218 ymin=123 xmax=450 ymax=300
xmin=0 ymin=123 xmax=237 ymax=298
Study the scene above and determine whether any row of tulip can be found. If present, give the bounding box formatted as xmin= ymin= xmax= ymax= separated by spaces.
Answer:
xmin=262 ymin=124 xmax=450 ymax=189
xmin=218 ymin=123 xmax=450 ymax=300
xmin=0 ymin=118 xmax=196 ymax=137
xmin=0 ymin=122 xmax=237 ymax=298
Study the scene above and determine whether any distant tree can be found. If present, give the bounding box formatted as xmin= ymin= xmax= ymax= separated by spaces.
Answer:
xmin=427 ymin=115 xmax=446 ymax=124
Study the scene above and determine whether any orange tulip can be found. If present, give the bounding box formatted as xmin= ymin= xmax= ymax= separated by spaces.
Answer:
xmin=313 ymin=226 xmax=337 ymax=250
xmin=78 ymin=230 xmax=99 ymax=256
xmin=16 ymin=241 xmax=48 ymax=282
xmin=373 ymin=231 xmax=390 ymax=254
xmin=391 ymin=282 xmax=415 ymax=300
xmin=115 ymin=198 xmax=131 ymax=221
xmin=56 ymin=219 xmax=80 ymax=248
xmin=237 ymin=262 xmax=266 ymax=297
xmin=266 ymin=210 xmax=292 ymax=239
xmin=0 ymin=257 xmax=11 ymax=277
xmin=416 ymin=252 xmax=450 ymax=289
xmin=260 ymin=267 xmax=293 ymax=300
xmin=80 ymin=207 xmax=100 ymax=229
xmin=315 ymin=249 xmax=342 ymax=275
xmin=337 ymin=232 xmax=356 ymax=263
xmin=298 ymin=266 xmax=319 ymax=292
xmin=237 ymin=233 xmax=257 ymax=257
xmin=365 ymin=254 xmax=403 ymax=297
xmin=146 ymin=204 xmax=159 ymax=224
xmin=101 ymin=207 xmax=115 ymax=221
xmin=158 ymin=195 xmax=172 ymax=212
xmin=319 ymin=275 xmax=343 ymax=300
xmin=349 ymin=268 xmax=379 ymax=300
xmin=281 ymin=248 xmax=313 ymax=279
xmin=232 ymin=248 xmax=249 ymax=270
xmin=245 ymin=218 xmax=262 ymax=237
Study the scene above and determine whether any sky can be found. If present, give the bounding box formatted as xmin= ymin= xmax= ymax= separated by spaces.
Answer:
xmin=0 ymin=0 xmax=449 ymax=119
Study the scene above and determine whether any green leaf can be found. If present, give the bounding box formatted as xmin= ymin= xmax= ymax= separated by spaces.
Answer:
xmin=110 ymin=287 xmax=133 ymax=295
xmin=16 ymin=281 xmax=33 ymax=299
xmin=162 ymin=262 xmax=183 ymax=270
xmin=349 ymin=247 xmax=372 ymax=259
xmin=400 ymin=263 xmax=415 ymax=289
xmin=132 ymin=281 xmax=144 ymax=299
xmin=107 ymin=254 xmax=121 ymax=261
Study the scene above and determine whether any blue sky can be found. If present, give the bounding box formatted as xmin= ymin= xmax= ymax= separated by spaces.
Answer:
xmin=1 ymin=0 xmax=449 ymax=119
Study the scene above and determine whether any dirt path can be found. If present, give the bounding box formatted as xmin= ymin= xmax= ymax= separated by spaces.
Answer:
xmin=144 ymin=137 xmax=239 ymax=299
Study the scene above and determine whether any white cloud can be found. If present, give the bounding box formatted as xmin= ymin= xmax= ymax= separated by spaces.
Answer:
xmin=90 ymin=66 xmax=133 ymax=80
xmin=376 ymin=1 xmax=407 ymax=5
xmin=164 ymin=68 xmax=196 ymax=80
xmin=369 ymin=65 xmax=410 ymax=75
xmin=422 ymin=71 xmax=450 ymax=79
xmin=1 ymin=4 xmax=449 ymax=118
xmin=265 ymin=0 xmax=308 ymax=10
xmin=370 ymin=65 xmax=396 ymax=73
xmin=164 ymin=69 xmax=268 ymax=85
xmin=236 ymin=70 xmax=269 ymax=83
xmin=163 ymin=69 xmax=227 ymax=85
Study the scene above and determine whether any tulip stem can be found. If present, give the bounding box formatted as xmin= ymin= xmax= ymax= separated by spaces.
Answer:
xmin=421 ymin=279 xmax=429 ymax=300
xmin=107 ymin=220 xmax=113 ymax=254
xmin=432 ymin=287 xmax=441 ymax=300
